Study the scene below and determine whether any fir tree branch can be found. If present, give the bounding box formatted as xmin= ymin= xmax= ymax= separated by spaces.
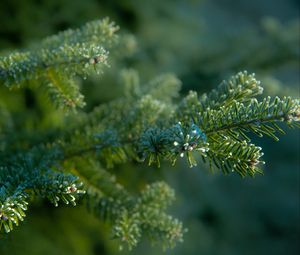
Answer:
xmin=0 ymin=148 xmax=85 ymax=233
xmin=198 ymin=96 xmax=300 ymax=140
xmin=65 ymin=158 xmax=185 ymax=250
xmin=0 ymin=16 xmax=299 ymax=250
xmin=0 ymin=18 xmax=118 ymax=111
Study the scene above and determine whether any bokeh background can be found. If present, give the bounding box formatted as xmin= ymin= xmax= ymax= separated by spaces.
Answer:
xmin=0 ymin=0 xmax=299 ymax=254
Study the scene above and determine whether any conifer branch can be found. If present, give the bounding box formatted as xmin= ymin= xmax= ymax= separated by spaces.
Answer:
xmin=200 ymin=96 xmax=300 ymax=139
xmin=0 ymin=18 xmax=299 ymax=251
xmin=0 ymin=148 xmax=85 ymax=233
xmin=65 ymin=158 xmax=184 ymax=250
xmin=0 ymin=18 xmax=118 ymax=111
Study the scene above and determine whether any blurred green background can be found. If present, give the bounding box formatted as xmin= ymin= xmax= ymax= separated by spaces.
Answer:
xmin=0 ymin=0 xmax=299 ymax=254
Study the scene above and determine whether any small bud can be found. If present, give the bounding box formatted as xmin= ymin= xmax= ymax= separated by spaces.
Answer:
xmin=0 ymin=214 xmax=8 ymax=221
xmin=66 ymin=185 xmax=77 ymax=193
